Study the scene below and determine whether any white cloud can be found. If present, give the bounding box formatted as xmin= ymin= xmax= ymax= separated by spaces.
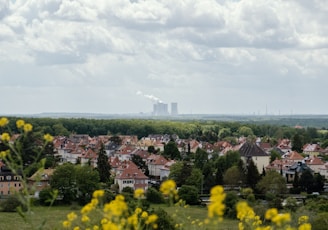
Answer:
xmin=1 ymin=0 xmax=328 ymax=115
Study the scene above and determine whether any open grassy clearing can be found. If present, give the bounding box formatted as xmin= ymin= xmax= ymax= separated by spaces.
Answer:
xmin=0 ymin=204 xmax=239 ymax=230
xmin=0 ymin=206 xmax=73 ymax=230
xmin=152 ymin=204 xmax=238 ymax=230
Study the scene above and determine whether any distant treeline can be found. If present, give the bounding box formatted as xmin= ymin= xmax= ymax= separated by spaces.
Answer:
xmin=4 ymin=117 xmax=328 ymax=144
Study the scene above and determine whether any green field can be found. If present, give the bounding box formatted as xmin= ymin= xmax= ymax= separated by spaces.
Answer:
xmin=0 ymin=205 xmax=239 ymax=230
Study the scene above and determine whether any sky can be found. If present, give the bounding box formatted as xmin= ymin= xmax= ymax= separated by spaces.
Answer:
xmin=1 ymin=0 xmax=328 ymax=115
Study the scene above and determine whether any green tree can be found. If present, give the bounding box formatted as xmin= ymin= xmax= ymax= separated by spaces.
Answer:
xmin=132 ymin=154 xmax=149 ymax=176
xmin=178 ymin=185 xmax=199 ymax=205
xmin=218 ymin=128 xmax=231 ymax=140
xmin=223 ymin=166 xmax=242 ymax=187
xmin=76 ymin=165 xmax=100 ymax=205
xmin=292 ymin=133 xmax=304 ymax=152
xmin=299 ymin=170 xmax=314 ymax=193
xmin=52 ymin=123 xmax=69 ymax=136
xmin=147 ymin=146 xmax=155 ymax=153
xmin=97 ymin=144 xmax=111 ymax=183
xmin=202 ymin=162 xmax=216 ymax=194
xmin=146 ymin=187 xmax=164 ymax=204
xmin=313 ymin=173 xmax=325 ymax=193
xmin=185 ymin=168 xmax=202 ymax=192
xmin=163 ymin=141 xmax=181 ymax=160
xmin=256 ymin=171 xmax=287 ymax=196
xmin=238 ymin=126 xmax=254 ymax=137
xmin=194 ymin=148 xmax=208 ymax=170
xmin=225 ymin=151 xmax=240 ymax=169
xmin=270 ymin=149 xmax=281 ymax=163
xmin=50 ymin=163 xmax=77 ymax=203
xmin=246 ymin=159 xmax=261 ymax=190
xmin=168 ymin=161 xmax=183 ymax=185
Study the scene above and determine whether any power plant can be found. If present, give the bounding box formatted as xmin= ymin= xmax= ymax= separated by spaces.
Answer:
xmin=153 ymin=102 xmax=178 ymax=116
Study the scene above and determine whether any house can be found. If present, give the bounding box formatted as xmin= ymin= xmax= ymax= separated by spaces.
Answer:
xmin=28 ymin=168 xmax=54 ymax=198
xmin=0 ymin=166 xmax=23 ymax=196
xmin=160 ymin=160 xmax=176 ymax=181
xmin=134 ymin=149 xmax=150 ymax=161
xmin=114 ymin=161 xmax=148 ymax=192
xmin=276 ymin=139 xmax=292 ymax=154
xmin=282 ymin=151 xmax=304 ymax=162
xmin=285 ymin=161 xmax=313 ymax=183
xmin=80 ymin=148 xmax=98 ymax=167
xmin=319 ymin=162 xmax=328 ymax=179
xmin=114 ymin=145 xmax=137 ymax=161
xmin=305 ymin=157 xmax=325 ymax=173
xmin=147 ymin=154 xmax=168 ymax=179
xmin=302 ymin=144 xmax=322 ymax=157
xmin=239 ymin=142 xmax=270 ymax=173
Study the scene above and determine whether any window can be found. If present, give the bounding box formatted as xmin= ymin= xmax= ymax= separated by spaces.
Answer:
xmin=6 ymin=176 xmax=11 ymax=181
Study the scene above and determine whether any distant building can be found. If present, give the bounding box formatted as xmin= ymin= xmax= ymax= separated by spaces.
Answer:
xmin=171 ymin=102 xmax=178 ymax=116
xmin=153 ymin=102 xmax=169 ymax=116
xmin=0 ymin=166 xmax=23 ymax=196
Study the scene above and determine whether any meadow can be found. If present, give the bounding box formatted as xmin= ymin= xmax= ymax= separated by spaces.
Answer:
xmin=0 ymin=204 xmax=239 ymax=230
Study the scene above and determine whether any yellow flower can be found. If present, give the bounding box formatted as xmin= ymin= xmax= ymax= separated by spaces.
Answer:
xmin=135 ymin=207 xmax=142 ymax=215
xmin=73 ymin=227 xmax=80 ymax=230
xmin=93 ymin=226 xmax=100 ymax=230
xmin=93 ymin=189 xmax=105 ymax=198
xmin=271 ymin=213 xmax=291 ymax=227
xmin=103 ymin=195 xmax=128 ymax=217
xmin=0 ymin=117 xmax=9 ymax=127
xmin=43 ymin=133 xmax=54 ymax=142
xmin=67 ymin=212 xmax=77 ymax=222
xmin=298 ymin=216 xmax=309 ymax=225
xmin=81 ymin=215 xmax=90 ymax=222
xmin=1 ymin=133 xmax=10 ymax=142
xmin=134 ymin=188 xmax=144 ymax=199
xmin=265 ymin=208 xmax=278 ymax=220
xmin=141 ymin=211 xmax=148 ymax=218
xmin=298 ymin=223 xmax=311 ymax=230
xmin=62 ymin=221 xmax=71 ymax=228
xmin=208 ymin=185 xmax=226 ymax=219
xmin=16 ymin=119 xmax=25 ymax=129
xmin=23 ymin=123 xmax=33 ymax=132
xmin=81 ymin=203 xmax=94 ymax=214
xmin=0 ymin=150 xmax=9 ymax=158
xmin=146 ymin=214 xmax=158 ymax=224
xmin=160 ymin=180 xmax=177 ymax=196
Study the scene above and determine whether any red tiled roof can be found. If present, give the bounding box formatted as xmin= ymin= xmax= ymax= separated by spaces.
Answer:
xmin=116 ymin=162 xmax=148 ymax=180
xmin=283 ymin=151 xmax=304 ymax=161
xmin=306 ymin=157 xmax=324 ymax=165
xmin=147 ymin=154 xmax=168 ymax=165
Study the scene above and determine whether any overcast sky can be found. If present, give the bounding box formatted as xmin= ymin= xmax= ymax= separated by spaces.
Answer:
xmin=1 ymin=0 xmax=327 ymax=115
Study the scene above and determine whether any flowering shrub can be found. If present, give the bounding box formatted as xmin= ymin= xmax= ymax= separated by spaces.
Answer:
xmin=0 ymin=117 xmax=312 ymax=230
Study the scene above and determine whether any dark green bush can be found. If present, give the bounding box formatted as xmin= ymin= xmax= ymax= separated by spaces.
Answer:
xmin=146 ymin=187 xmax=164 ymax=204
xmin=312 ymin=212 xmax=328 ymax=230
xmin=38 ymin=188 xmax=54 ymax=206
xmin=151 ymin=208 xmax=175 ymax=230
xmin=0 ymin=195 xmax=26 ymax=212
xmin=178 ymin=185 xmax=199 ymax=205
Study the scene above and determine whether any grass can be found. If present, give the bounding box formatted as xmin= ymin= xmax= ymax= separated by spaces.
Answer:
xmin=151 ymin=204 xmax=239 ymax=229
xmin=0 ymin=204 xmax=239 ymax=230
xmin=0 ymin=205 xmax=74 ymax=230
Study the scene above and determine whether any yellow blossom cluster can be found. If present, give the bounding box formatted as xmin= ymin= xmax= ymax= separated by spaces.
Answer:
xmin=237 ymin=201 xmax=262 ymax=230
xmin=62 ymin=188 xmax=159 ymax=230
xmin=0 ymin=117 xmax=9 ymax=127
xmin=134 ymin=188 xmax=145 ymax=199
xmin=160 ymin=179 xmax=178 ymax=203
xmin=0 ymin=150 xmax=10 ymax=158
xmin=208 ymin=185 xmax=226 ymax=221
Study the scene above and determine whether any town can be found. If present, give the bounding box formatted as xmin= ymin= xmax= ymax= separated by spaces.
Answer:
xmin=0 ymin=117 xmax=327 ymax=229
